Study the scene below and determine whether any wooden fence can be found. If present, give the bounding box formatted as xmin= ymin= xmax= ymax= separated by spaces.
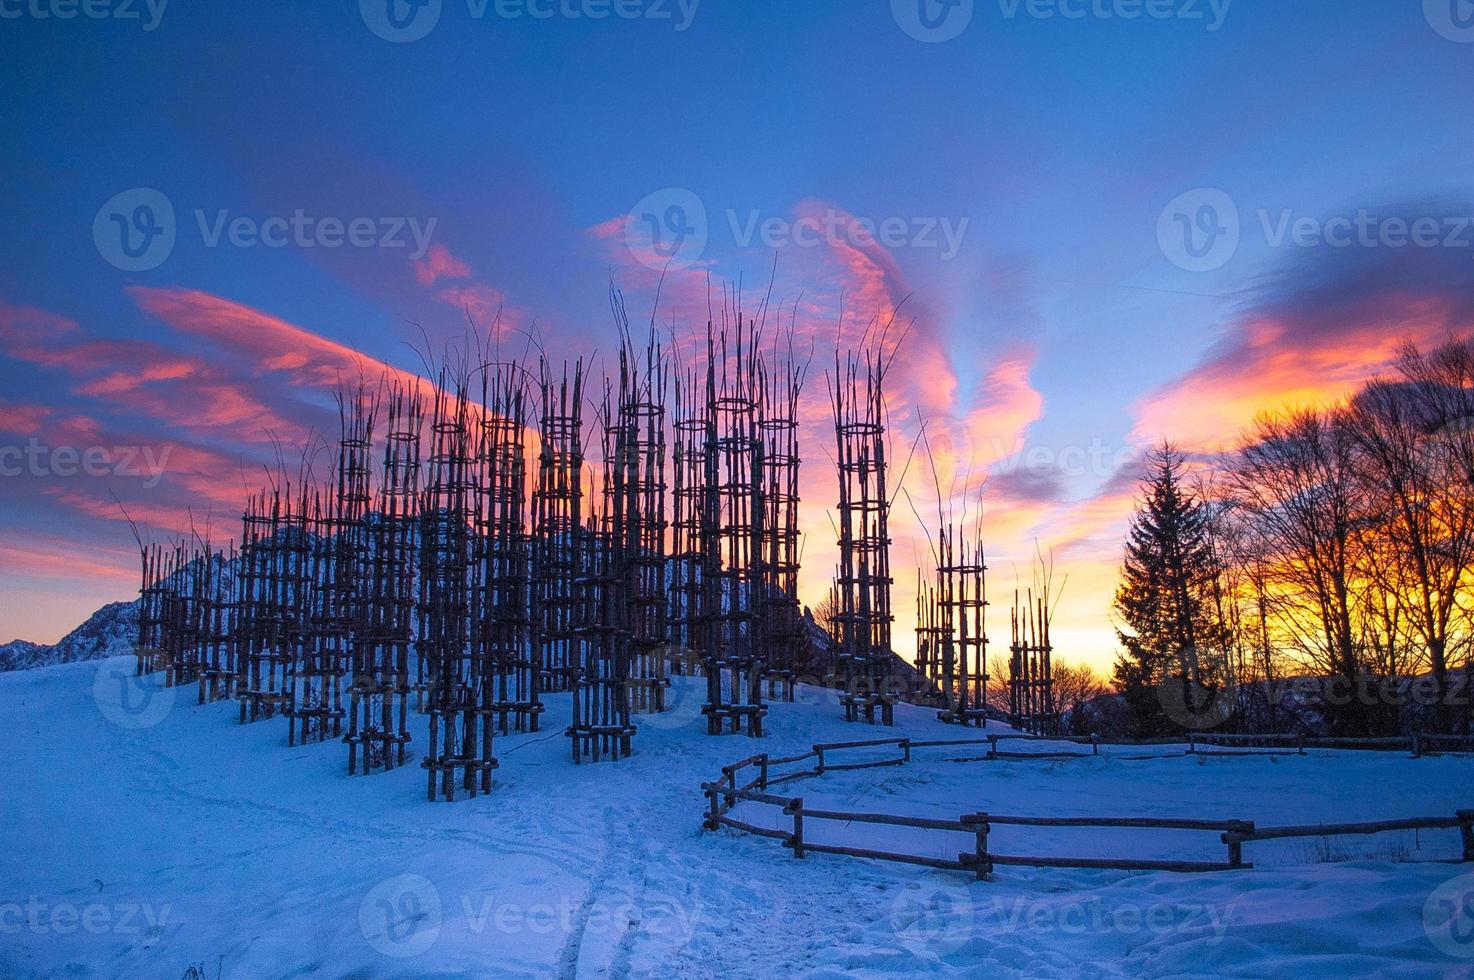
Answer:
xmin=700 ymin=735 xmax=1474 ymax=879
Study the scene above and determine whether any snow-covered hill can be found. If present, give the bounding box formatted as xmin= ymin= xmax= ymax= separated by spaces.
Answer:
xmin=2 ymin=657 xmax=1471 ymax=978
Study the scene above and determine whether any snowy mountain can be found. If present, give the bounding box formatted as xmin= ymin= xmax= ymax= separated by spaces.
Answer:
xmin=0 ymin=599 xmax=138 ymax=673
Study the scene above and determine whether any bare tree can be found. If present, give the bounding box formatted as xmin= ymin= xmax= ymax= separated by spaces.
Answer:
xmin=1226 ymin=409 xmax=1372 ymax=733
xmin=1051 ymin=660 xmax=1110 ymax=718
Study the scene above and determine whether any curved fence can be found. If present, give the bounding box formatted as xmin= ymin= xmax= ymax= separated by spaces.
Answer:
xmin=700 ymin=735 xmax=1474 ymax=879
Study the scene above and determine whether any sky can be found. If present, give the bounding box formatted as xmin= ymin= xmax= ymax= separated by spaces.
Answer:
xmin=2 ymin=0 xmax=1472 ymax=673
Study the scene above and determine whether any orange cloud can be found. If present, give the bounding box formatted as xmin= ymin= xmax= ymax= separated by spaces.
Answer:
xmin=1134 ymin=243 xmax=1474 ymax=452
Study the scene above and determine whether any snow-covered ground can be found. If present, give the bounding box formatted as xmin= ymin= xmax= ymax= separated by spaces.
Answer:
xmin=3 ymin=657 xmax=1473 ymax=979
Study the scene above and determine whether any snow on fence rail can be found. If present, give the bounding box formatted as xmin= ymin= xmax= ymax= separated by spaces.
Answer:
xmin=699 ymin=735 xmax=1474 ymax=879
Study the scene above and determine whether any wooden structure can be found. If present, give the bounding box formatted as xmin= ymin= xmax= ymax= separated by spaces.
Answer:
xmin=420 ymin=378 xmax=493 ymax=800
xmin=757 ymin=349 xmax=805 ymax=702
xmin=701 ymin=735 xmax=1474 ymax=878
xmin=1008 ymin=589 xmax=1056 ymax=735
xmin=532 ymin=358 xmax=586 ymax=695
xmin=697 ymin=320 xmax=769 ymax=736
xmin=827 ymin=350 xmax=896 ymax=725
xmin=345 ymin=385 xmax=419 ymax=775
xmin=933 ymin=521 xmax=987 ymax=727
xmin=475 ymin=363 xmax=541 ymax=735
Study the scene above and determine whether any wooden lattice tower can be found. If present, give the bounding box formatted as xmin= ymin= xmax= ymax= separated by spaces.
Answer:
xmin=612 ymin=329 xmax=669 ymax=716
xmin=136 ymin=543 xmax=166 ymax=676
xmin=669 ymin=365 xmax=708 ymax=676
xmin=474 ymin=362 xmax=541 ymax=735
xmin=345 ymin=385 xmax=419 ymax=775
xmin=914 ymin=570 xmax=942 ymax=689
xmin=289 ymin=493 xmax=341 ymax=745
xmin=237 ymin=487 xmax=305 ymax=725
xmin=935 ymin=523 xmax=987 ymax=726
xmin=532 ymin=358 xmax=586 ymax=695
xmin=420 ymin=378 xmax=493 ymax=801
xmin=170 ymin=543 xmax=208 ymax=689
xmin=194 ymin=544 xmax=237 ymax=705
xmin=757 ymin=349 xmax=805 ymax=701
xmin=1008 ymin=589 xmax=1057 ymax=735
xmin=828 ymin=350 xmax=896 ymax=725
xmin=569 ymin=406 xmax=636 ymax=762
xmin=699 ymin=321 xmax=768 ymax=737
xmin=297 ymin=388 xmax=377 ymax=740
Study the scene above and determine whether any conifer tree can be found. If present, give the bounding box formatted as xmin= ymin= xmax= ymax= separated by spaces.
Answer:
xmin=1112 ymin=444 xmax=1229 ymax=734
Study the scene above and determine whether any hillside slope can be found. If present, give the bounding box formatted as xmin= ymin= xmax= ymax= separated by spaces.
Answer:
xmin=1 ymin=657 xmax=1469 ymax=977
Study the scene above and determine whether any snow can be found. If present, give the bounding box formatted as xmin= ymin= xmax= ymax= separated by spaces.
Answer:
xmin=2 ymin=657 xmax=1473 ymax=978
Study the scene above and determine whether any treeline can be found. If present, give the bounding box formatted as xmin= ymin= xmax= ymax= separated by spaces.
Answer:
xmin=1114 ymin=337 xmax=1474 ymax=737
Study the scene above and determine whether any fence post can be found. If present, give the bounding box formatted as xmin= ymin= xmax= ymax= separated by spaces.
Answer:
xmin=1412 ymin=734 xmax=1423 ymax=759
xmin=759 ymin=753 xmax=770 ymax=790
xmin=986 ymin=734 xmax=997 ymax=760
xmin=1222 ymin=820 xmax=1253 ymax=869
xmin=902 ymin=737 xmax=911 ymax=763
xmin=1092 ymin=733 xmax=1099 ymax=756
xmin=1458 ymin=810 xmax=1474 ymax=862
xmin=1296 ymin=735 xmax=1304 ymax=756
xmin=964 ymin=811 xmax=992 ymax=880
xmin=703 ymin=783 xmax=719 ymax=831
xmin=1188 ymin=733 xmax=1196 ymax=755
xmin=816 ymin=746 xmax=826 ymax=774
xmin=786 ymin=797 xmax=805 ymax=859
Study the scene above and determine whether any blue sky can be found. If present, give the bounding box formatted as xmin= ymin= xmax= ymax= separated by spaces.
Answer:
xmin=2 ymin=0 xmax=1472 ymax=666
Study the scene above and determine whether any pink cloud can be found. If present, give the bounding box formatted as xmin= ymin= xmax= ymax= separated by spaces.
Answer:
xmin=413 ymin=243 xmax=472 ymax=287
xmin=0 ymin=400 xmax=52 ymax=435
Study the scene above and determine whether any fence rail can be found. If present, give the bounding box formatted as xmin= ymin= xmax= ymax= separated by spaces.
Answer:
xmin=700 ymin=734 xmax=1474 ymax=879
